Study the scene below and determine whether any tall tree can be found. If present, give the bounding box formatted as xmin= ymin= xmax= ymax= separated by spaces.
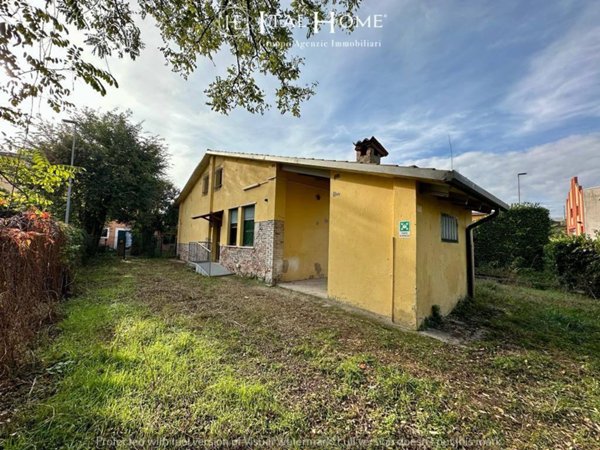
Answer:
xmin=133 ymin=180 xmax=179 ymax=256
xmin=1 ymin=0 xmax=362 ymax=125
xmin=31 ymin=109 xmax=169 ymax=253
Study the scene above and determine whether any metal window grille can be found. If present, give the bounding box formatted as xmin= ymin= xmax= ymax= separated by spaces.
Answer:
xmin=441 ymin=214 xmax=459 ymax=243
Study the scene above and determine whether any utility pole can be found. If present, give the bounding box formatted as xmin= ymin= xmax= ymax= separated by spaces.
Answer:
xmin=448 ymin=134 xmax=454 ymax=170
xmin=62 ymin=119 xmax=78 ymax=224
xmin=517 ymin=172 xmax=527 ymax=204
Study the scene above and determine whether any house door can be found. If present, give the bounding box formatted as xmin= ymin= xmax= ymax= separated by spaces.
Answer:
xmin=117 ymin=230 xmax=127 ymax=257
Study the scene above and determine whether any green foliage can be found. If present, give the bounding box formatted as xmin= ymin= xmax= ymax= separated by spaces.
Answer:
xmin=475 ymin=203 xmax=551 ymax=270
xmin=0 ymin=1 xmax=140 ymax=124
xmin=545 ymin=235 xmax=600 ymax=298
xmin=419 ymin=304 xmax=443 ymax=330
xmin=131 ymin=180 xmax=179 ymax=257
xmin=60 ymin=224 xmax=87 ymax=268
xmin=1 ymin=0 xmax=362 ymax=124
xmin=0 ymin=149 xmax=78 ymax=211
xmin=30 ymin=109 xmax=172 ymax=255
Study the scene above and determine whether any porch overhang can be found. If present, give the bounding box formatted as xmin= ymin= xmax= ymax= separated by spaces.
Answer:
xmin=192 ymin=211 xmax=223 ymax=224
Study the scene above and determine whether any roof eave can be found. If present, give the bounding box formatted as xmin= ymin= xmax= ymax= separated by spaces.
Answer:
xmin=177 ymin=150 xmax=508 ymax=212
xmin=444 ymin=171 xmax=509 ymax=211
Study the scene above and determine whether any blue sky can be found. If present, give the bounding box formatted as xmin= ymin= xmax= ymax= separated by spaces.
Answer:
xmin=23 ymin=0 xmax=600 ymax=217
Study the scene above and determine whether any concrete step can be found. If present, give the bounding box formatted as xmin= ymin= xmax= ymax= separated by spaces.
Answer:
xmin=189 ymin=261 xmax=233 ymax=277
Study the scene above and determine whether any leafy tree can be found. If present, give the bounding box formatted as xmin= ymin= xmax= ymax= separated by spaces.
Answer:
xmin=1 ymin=0 xmax=361 ymax=124
xmin=0 ymin=149 xmax=77 ymax=211
xmin=131 ymin=180 xmax=179 ymax=256
xmin=31 ymin=109 xmax=170 ymax=254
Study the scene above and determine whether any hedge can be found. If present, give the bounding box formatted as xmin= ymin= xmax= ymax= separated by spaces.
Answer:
xmin=474 ymin=203 xmax=551 ymax=270
xmin=0 ymin=211 xmax=82 ymax=377
xmin=545 ymin=235 xmax=600 ymax=299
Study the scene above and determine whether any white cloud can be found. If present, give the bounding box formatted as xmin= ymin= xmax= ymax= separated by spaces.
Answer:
xmin=503 ymin=3 xmax=600 ymax=132
xmin=1 ymin=0 xmax=598 ymax=223
xmin=406 ymin=133 xmax=600 ymax=217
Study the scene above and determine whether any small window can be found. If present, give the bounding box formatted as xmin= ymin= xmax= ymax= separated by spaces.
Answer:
xmin=101 ymin=228 xmax=109 ymax=238
xmin=215 ymin=167 xmax=223 ymax=190
xmin=228 ymin=208 xmax=238 ymax=246
xmin=441 ymin=214 xmax=459 ymax=243
xmin=242 ymin=205 xmax=255 ymax=246
xmin=202 ymin=175 xmax=209 ymax=195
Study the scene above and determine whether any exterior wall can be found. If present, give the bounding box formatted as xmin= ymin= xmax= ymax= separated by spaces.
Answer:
xmin=220 ymin=220 xmax=283 ymax=284
xmin=391 ymin=178 xmax=419 ymax=329
xmin=178 ymin=154 xmax=484 ymax=330
xmin=416 ymin=193 xmax=470 ymax=324
xmin=327 ymin=172 xmax=469 ymax=329
xmin=583 ymin=187 xmax=600 ymax=237
xmin=281 ymin=172 xmax=330 ymax=282
xmin=177 ymin=155 xmax=281 ymax=282
xmin=566 ymin=177 xmax=585 ymax=236
xmin=178 ymin=156 xmax=278 ymax=247
xmin=328 ymin=172 xmax=395 ymax=318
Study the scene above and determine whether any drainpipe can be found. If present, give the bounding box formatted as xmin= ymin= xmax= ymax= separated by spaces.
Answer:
xmin=466 ymin=209 xmax=499 ymax=298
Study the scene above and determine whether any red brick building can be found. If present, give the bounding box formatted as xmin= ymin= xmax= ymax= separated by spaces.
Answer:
xmin=99 ymin=221 xmax=132 ymax=250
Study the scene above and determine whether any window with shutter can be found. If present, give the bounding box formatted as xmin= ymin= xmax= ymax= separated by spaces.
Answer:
xmin=441 ymin=214 xmax=459 ymax=243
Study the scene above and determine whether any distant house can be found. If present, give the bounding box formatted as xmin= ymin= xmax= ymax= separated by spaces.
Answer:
xmin=176 ymin=138 xmax=507 ymax=330
xmin=566 ymin=177 xmax=600 ymax=237
xmin=99 ymin=221 xmax=132 ymax=250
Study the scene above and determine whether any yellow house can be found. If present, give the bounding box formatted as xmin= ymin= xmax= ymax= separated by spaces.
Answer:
xmin=176 ymin=137 xmax=508 ymax=329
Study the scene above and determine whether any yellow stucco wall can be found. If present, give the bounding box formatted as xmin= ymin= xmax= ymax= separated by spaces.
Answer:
xmin=178 ymin=154 xmax=473 ymax=331
xmin=281 ymin=172 xmax=330 ymax=282
xmin=416 ymin=193 xmax=470 ymax=324
xmin=177 ymin=156 xmax=277 ymax=245
xmin=328 ymin=172 xmax=395 ymax=317
xmin=391 ymin=178 xmax=419 ymax=329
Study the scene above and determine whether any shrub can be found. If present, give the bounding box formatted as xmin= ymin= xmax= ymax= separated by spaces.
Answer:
xmin=545 ymin=235 xmax=600 ymax=298
xmin=61 ymin=224 xmax=86 ymax=268
xmin=475 ymin=203 xmax=551 ymax=270
xmin=0 ymin=211 xmax=70 ymax=376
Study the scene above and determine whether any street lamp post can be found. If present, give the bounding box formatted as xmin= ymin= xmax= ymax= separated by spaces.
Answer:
xmin=517 ymin=172 xmax=528 ymax=204
xmin=62 ymin=119 xmax=77 ymax=224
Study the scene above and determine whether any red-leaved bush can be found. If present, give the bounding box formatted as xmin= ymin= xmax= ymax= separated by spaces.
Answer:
xmin=0 ymin=210 xmax=68 ymax=377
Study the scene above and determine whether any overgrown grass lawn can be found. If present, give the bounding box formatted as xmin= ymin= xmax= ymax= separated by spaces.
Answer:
xmin=1 ymin=258 xmax=599 ymax=448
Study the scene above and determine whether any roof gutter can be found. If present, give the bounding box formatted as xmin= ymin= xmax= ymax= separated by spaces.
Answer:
xmin=444 ymin=171 xmax=510 ymax=211
xmin=465 ymin=209 xmax=500 ymax=298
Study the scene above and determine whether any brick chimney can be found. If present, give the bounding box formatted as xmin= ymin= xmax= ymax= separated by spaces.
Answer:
xmin=354 ymin=136 xmax=389 ymax=164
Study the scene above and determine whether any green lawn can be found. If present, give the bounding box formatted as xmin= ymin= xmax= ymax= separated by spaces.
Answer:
xmin=1 ymin=258 xmax=599 ymax=449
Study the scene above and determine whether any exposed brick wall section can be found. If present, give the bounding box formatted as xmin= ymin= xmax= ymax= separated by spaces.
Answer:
xmin=272 ymin=220 xmax=284 ymax=282
xmin=177 ymin=243 xmax=190 ymax=262
xmin=220 ymin=220 xmax=284 ymax=285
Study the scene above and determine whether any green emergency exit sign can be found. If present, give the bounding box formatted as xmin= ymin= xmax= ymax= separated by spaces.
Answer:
xmin=399 ymin=220 xmax=410 ymax=237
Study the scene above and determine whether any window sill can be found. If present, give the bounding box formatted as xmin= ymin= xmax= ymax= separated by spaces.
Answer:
xmin=222 ymin=244 xmax=255 ymax=249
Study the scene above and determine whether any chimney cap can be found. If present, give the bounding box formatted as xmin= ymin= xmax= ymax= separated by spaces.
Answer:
xmin=354 ymin=136 xmax=389 ymax=157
